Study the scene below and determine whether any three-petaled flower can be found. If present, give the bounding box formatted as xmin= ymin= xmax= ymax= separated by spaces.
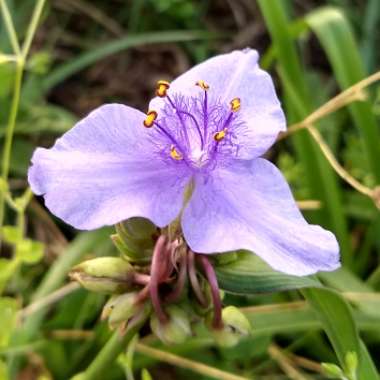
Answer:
xmin=28 ymin=49 xmax=340 ymax=276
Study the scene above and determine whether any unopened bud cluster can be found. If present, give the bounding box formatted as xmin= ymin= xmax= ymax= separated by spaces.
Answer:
xmin=69 ymin=218 xmax=251 ymax=347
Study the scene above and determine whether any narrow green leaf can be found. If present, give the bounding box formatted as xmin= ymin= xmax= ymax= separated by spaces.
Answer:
xmin=306 ymin=6 xmax=380 ymax=182
xmin=303 ymin=288 xmax=378 ymax=379
xmin=141 ymin=368 xmax=153 ymax=380
xmin=215 ymin=252 xmax=321 ymax=294
xmin=320 ymin=268 xmax=380 ymax=317
xmin=359 ymin=340 xmax=380 ymax=380
xmin=361 ymin=0 xmax=380 ymax=72
xmin=257 ymin=0 xmax=351 ymax=265
xmin=42 ymin=31 xmax=217 ymax=92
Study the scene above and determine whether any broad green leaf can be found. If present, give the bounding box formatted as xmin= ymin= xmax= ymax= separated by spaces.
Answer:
xmin=215 ymin=252 xmax=321 ymax=294
xmin=303 ymin=288 xmax=379 ymax=379
xmin=0 ymin=297 xmax=19 ymax=348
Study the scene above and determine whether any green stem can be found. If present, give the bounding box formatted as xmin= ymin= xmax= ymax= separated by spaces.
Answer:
xmin=8 ymin=230 xmax=111 ymax=377
xmin=78 ymin=318 xmax=147 ymax=380
xmin=0 ymin=60 xmax=24 ymax=232
xmin=0 ymin=0 xmax=46 ymax=234
xmin=21 ymin=0 xmax=46 ymax=59
xmin=0 ymin=0 xmax=21 ymax=55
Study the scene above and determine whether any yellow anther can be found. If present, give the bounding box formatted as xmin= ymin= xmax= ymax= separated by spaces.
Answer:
xmin=143 ymin=110 xmax=157 ymax=128
xmin=170 ymin=145 xmax=183 ymax=160
xmin=214 ymin=128 xmax=227 ymax=142
xmin=156 ymin=80 xmax=170 ymax=97
xmin=230 ymin=97 xmax=241 ymax=112
xmin=195 ymin=80 xmax=210 ymax=91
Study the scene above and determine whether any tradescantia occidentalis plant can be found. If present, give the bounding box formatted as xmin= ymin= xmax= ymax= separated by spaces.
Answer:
xmin=28 ymin=49 xmax=340 ymax=345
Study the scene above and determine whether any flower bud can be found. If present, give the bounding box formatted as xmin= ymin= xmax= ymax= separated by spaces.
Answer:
xmin=124 ymin=217 xmax=157 ymax=240
xmin=102 ymin=292 xmax=150 ymax=329
xmin=214 ymin=251 xmax=238 ymax=265
xmin=113 ymin=218 xmax=156 ymax=263
xmin=345 ymin=351 xmax=358 ymax=380
xmin=211 ymin=306 xmax=251 ymax=347
xmin=150 ymin=305 xmax=192 ymax=345
xmin=69 ymin=257 xmax=134 ymax=293
xmin=321 ymin=363 xmax=344 ymax=378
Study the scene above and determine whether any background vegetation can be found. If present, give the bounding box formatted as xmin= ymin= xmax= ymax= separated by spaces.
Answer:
xmin=1 ymin=0 xmax=380 ymax=379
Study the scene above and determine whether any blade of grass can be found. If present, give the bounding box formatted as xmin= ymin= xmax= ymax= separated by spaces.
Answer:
xmin=303 ymin=288 xmax=379 ymax=379
xmin=257 ymin=0 xmax=351 ymax=265
xmin=306 ymin=7 xmax=380 ymax=183
xmin=41 ymin=30 xmax=219 ymax=93
xmin=319 ymin=268 xmax=380 ymax=319
xmin=78 ymin=321 xmax=147 ymax=380
xmin=0 ymin=0 xmax=21 ymax=55
xmin=361 ymin=0 xmax=380 ymax=72
xmin=8 ymin=229 xmax=111 ymax=376
xmin=131 ymin=302 xmax=380 ymax=371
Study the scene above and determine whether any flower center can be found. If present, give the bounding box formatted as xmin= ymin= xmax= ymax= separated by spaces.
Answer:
xmin=143 ymin=80 xmax=242 ymax=170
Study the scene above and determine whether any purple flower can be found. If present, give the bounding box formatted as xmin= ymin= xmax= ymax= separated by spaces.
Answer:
xmin=28 ymin=49 xmax=340 ymax=276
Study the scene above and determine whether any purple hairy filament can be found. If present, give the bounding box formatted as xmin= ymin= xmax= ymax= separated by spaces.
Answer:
xmin=140 ymin=234 xmax=222 ymax=327
xmin=144 ymin=80 xmax=242 ymax=172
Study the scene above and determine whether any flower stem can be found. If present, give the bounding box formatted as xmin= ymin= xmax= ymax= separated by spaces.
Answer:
xmin=0 ymin=0 xmax=46 ymax=235
xmin=77 ymin=316 xmax=147 ymax=380
xmin=21 ymin=0 xmax=46 ymax=60
xmin=0 ymin=60 xmax=24 ymax=233
xmin=198 ymin=255 xmax=223 ymax=329
xmin=135 ymin=343 xmax=249 ymax=380
xmin=0 ymin=0 xmax=21 ymax=55
xmin=280 ymin=70 xmax=380 ymax=140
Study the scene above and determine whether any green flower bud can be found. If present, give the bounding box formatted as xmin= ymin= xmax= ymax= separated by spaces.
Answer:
xmin=70 ymin=257 xmax=134 ymax=293
xmin=123 ymin=218 xmax=157 ymax=240
xmin=211 ymin=306 xmax=251 ymax=347
xmin=102 ymin=292 xmax=149 ymax=329
xmin=113 ymin=218 xmax=156 ymax=263
xmin=345 ymin=351 xmax=358 ymax=380
xmin=214 ymin=251 xmax=238 ymax=265
xmin=321 ymin=363 xmax=344 ymax=378
xmin=150 ymin=305 xmax=192 ymax=345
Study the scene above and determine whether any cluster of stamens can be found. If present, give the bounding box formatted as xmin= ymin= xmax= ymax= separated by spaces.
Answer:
xmin=143 ymin=79 xmax=241 ymax=167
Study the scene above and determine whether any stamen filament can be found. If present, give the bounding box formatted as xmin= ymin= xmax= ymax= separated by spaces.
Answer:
xmin=165 ymin=252 xmax=187 ymax=303
xmin=188 ymin=250 xmax=208 ymax=307
xmin=203 ymin=90 xmax=208 ymax=142
xmin=177 ymin=109 xmax=204 ymax=149
xmin=153 ymin=120 xmax=184 ymax=157
xmin=167 ymin=95 xmax=191 ymax=147
xmin=198 ymin=255 xmax=223 ymax=329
